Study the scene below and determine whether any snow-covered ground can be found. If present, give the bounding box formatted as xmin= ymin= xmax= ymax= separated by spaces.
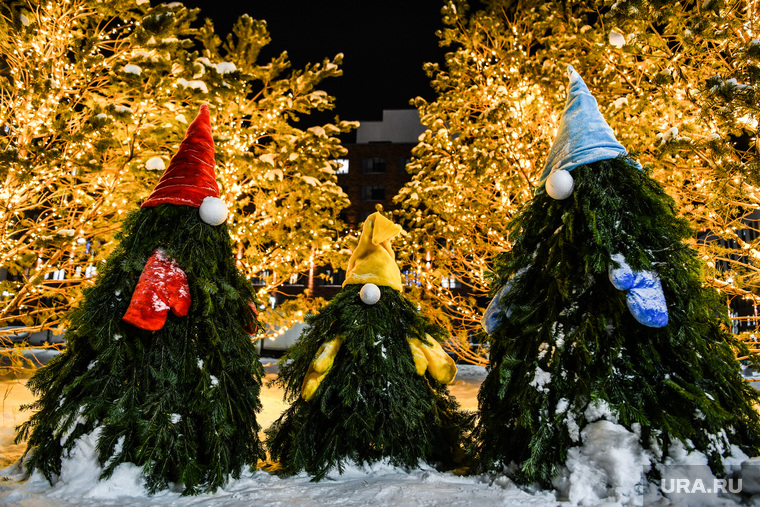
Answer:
xmin=2 ymin=359 xmax=760 ymax=506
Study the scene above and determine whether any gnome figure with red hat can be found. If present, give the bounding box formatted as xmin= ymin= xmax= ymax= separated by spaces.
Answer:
xmin=16 ymin=105 xmax=265 ymax=495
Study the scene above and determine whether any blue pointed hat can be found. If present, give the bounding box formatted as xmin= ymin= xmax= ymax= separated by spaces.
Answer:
xmin=540 ymin=65 xmax=631 ymax=184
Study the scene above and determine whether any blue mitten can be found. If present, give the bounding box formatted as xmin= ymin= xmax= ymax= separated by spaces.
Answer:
xmin=481 ymin=282 xmax=512 ymax=334
xmin=609 ymin=254 xmax=668 ymax=328
xmin=482 ymin=269 xmax=530 ymax=334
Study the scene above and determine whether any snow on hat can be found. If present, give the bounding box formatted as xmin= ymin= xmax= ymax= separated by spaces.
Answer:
xmin=540 ymin=65 xmax=630 ymax=187
xmin=343 ymin=212 xmax=404 ymax=292
xmin=142 ymin=104 xmax=228 ymax=225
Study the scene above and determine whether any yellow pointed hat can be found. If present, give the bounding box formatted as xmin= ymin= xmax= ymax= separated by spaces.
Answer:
xmin=343 ymin=212 xmax=404 ymax=292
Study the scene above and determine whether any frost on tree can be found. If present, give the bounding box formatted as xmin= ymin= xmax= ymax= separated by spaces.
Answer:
xmin=266 ymin=212 xmax=471 ymax=480
xmin=15 ymin=105 xmax=265 ymax=495
xmin=474 ymin=66 xmax=760 ymax=485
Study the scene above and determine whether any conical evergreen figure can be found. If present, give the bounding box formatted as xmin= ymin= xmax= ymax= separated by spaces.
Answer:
xmin=16 ymin=105 xmax=265 ymax=495
xmin=475 ymin=66 xmax=760 ymax=485
xmin=266 ymin=212 xmax=470 ymax=480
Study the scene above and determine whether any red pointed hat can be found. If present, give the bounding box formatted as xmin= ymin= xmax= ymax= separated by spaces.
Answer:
xmin=142 ymin=104 xmax=219 ymax=208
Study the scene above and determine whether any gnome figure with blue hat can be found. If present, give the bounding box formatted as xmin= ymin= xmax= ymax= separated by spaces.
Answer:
xmin=266 ymin=211 xmax=470 ymax=480
xmin=474 ymin=66 xmax=760 ymax=487
xmin=16 ymin=105 xmax=265 ymax=495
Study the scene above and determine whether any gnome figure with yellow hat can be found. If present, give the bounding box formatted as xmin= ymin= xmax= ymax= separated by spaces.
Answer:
xmin=267 ymin=211 xmax=470 ymax=480
xmin=474 ymin=66 xmax=760 ymax=489
xmin=16 ymin=105 xmax=265 ymax=495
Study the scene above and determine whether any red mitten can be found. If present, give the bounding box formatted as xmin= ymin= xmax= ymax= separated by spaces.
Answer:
xmin=123 ymin=249 xmax=191 ymax=331
xmin=243 ymin=301 xmax=258 ymax=335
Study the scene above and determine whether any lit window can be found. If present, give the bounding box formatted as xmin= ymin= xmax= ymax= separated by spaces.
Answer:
xmin=402 ymin=269 xmax=422 ymax=287
xmin=334 ymin=158 xmax=349 ymax=174
xmin=251 ymin=270 xmax=271 ymax=286
xmin=442 ymin=276 xmax=462 ymax=289
xmin=45 ymin=268 xmax=67 ymax=281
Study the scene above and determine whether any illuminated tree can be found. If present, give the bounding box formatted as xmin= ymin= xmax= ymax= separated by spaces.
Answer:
xmin=0 ymin=0 xmax=195 ymax=361
xmin=17 ymin=106 xmax=265 ymax=495
xmin=397 ymin=0 xmax=760 ymax=363
xmin=194 ymin=16 xmax=355 ymax=332
xmin=394 ymin=1 xmax=557 ymax=364
xmin=0 ymin=0 xmax=353 ymax=367
xmin=533 ymin=0 xmax=760 ymax=316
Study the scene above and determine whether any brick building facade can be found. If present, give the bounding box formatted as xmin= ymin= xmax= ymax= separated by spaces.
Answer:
xmin=275 ymin=110 xmax=423 ymax=304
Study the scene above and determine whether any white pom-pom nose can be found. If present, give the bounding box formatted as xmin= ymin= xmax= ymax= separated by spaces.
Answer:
xmin=199 ymin=196 xmax=228 ymax=225
xmin=545 ymin=170 xmax=575 ymax=200
xmin=359 ymin=283 xmax=381 ymax=305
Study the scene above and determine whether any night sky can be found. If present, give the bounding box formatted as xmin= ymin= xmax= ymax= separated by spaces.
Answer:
xmin=180 ymin=0 xmax=446 ymax=122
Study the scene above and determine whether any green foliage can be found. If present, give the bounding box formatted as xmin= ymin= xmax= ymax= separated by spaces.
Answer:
xmin=474 ymin=157 xmax=760 ymax=485
xmin=266 ymin=285 xmax=472 ymax=480
xmin=15 ymin=204 xmax=264 ymax=495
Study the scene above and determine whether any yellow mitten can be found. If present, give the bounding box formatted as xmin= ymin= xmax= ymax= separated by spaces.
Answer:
xmin=407 ymin=334 xmax=457 ymax=384
xmin=407 ymin=338 xmax=428 ymax=376
xmin=301 ymin=337 xmax=342 ymax=401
